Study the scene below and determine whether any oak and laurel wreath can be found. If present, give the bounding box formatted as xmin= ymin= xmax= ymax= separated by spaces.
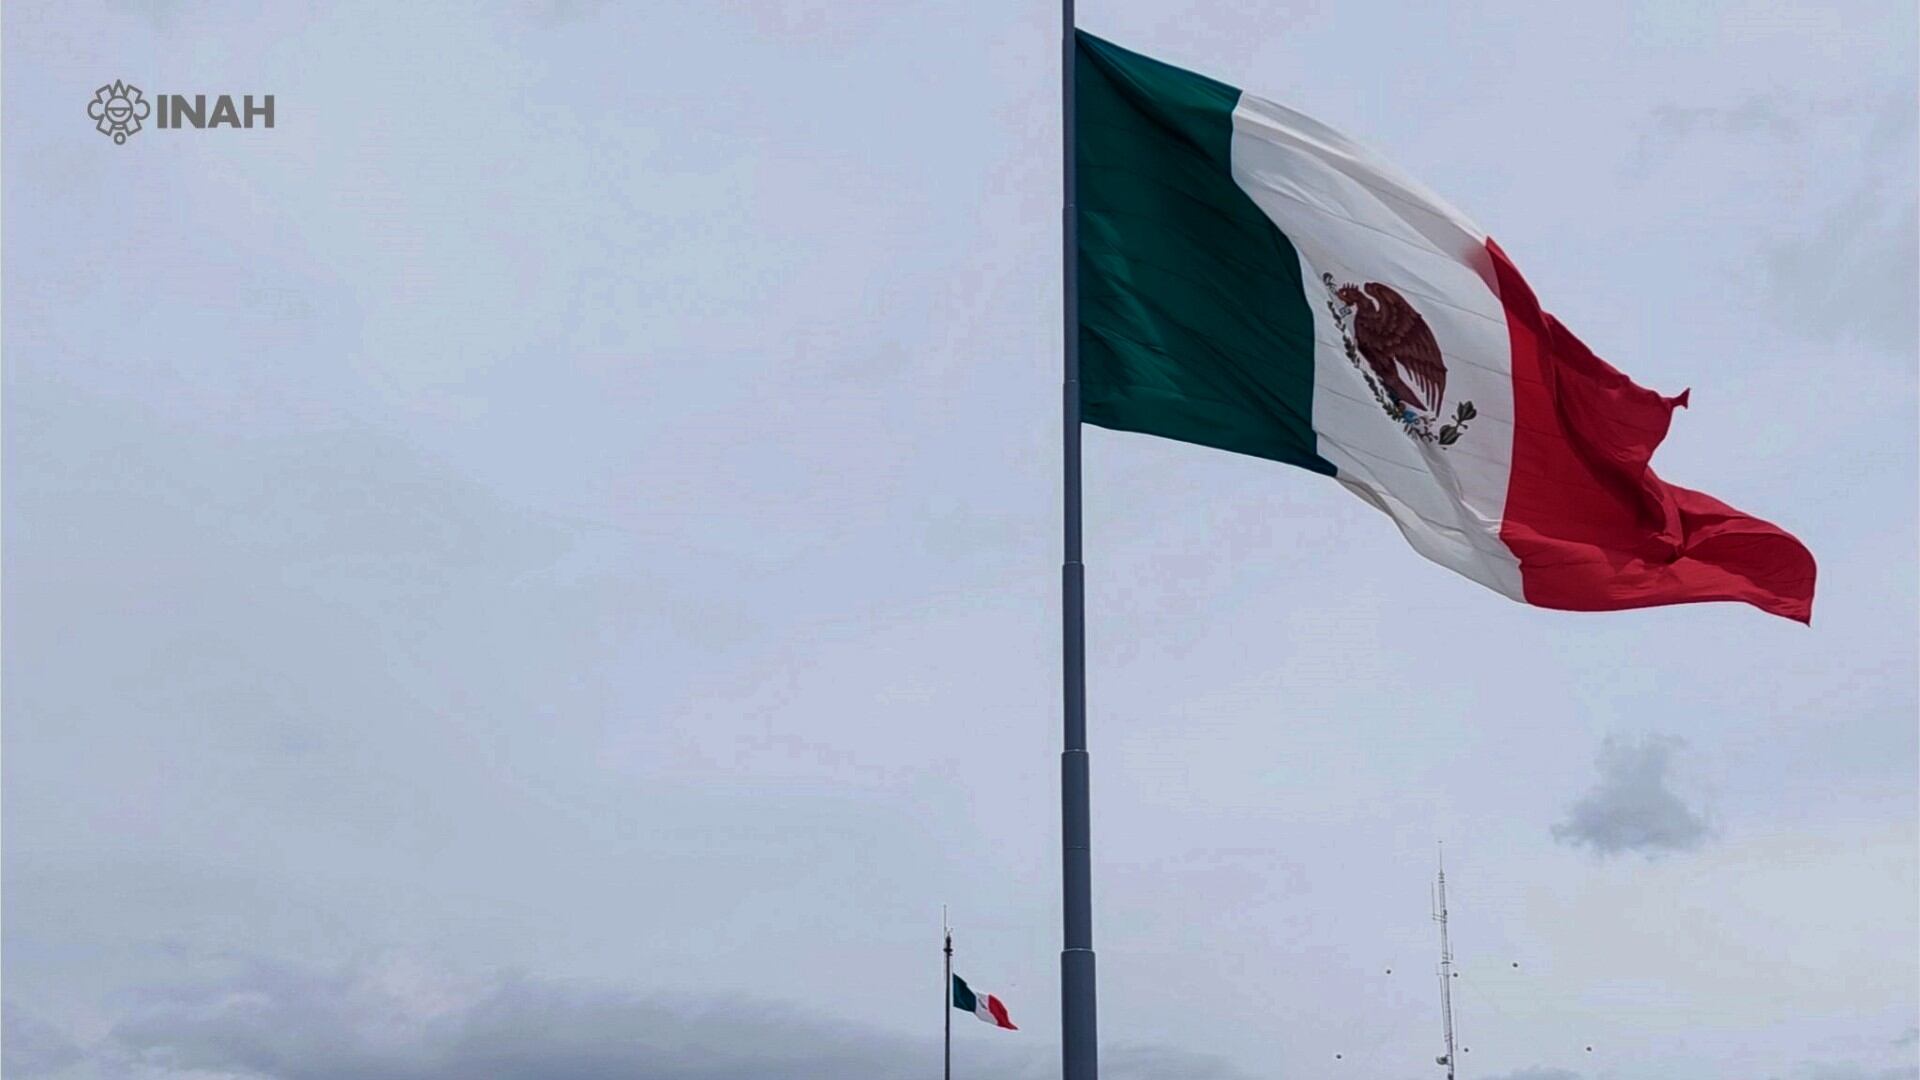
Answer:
xmin=1321 ymin=272 xmax=1477 ymax=447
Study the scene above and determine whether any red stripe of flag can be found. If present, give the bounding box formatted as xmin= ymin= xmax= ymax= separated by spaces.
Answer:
xmin=1488 ymin=238 xmax=1816 ymax=623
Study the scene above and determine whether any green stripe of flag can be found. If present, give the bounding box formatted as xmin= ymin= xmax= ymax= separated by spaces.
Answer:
xmin=1076 ymin=31 xmax=1332 ymax=475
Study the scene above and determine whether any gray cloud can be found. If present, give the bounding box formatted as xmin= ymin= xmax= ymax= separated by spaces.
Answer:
xmin=1766 ymin=170 xmax=1918 ymax=355
xmin=518 ymin=0 xmax=611 ymax=27
xmin=110 ymin=965 xmax=923 ymax=1080
xmin=1793 ymin=1064 xmax=1920 ymax=1080
xmin=1552 ymin=735 xmax=1711 ymax=857
xmin=1471 ymin=1067 xmax=1919 ymax=1080
xmin=1764 ymin=94 xmax=1918 ymax=354
xmin=22 ymin=956 xmax=1246 ymax=1080
xmin=1634 ymin=93 xmax=1918 ymax=355
xmin=2 ymin=1006 xmax=84 ymax=1078
xmin=1639 ymin=97 xmax=1806 ymax=161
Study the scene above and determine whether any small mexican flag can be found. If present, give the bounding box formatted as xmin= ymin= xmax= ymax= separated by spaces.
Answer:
xmin=1076 ymin=32 xmax=1815 ymax=621
xmin=951 ymin=974 xmax=1017 ymax=1030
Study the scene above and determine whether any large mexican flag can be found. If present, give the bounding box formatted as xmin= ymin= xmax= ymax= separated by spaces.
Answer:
xmin=1076 ymin=32 xmax=1815 ymax=621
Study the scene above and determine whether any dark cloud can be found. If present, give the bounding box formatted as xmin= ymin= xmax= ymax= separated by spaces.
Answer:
xmin=23 ymin=956 xmax=1248 ymax=1080
xmin=1552 ymin=735 xmax=1711 ymax=857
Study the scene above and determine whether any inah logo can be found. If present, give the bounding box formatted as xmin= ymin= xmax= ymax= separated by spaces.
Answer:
xmin=88 ymin=81 xmax=276 ymax=143
xmin=88 ymin=80 xmax=151 ymax=144
xmin=156 ymin=93 xmax=275 ymax=130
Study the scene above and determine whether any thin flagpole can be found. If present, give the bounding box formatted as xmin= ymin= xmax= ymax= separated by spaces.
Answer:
xmin=944 ymin=906 xmax=953 ymax=1080
xmin=1060 ymin=1 xmax=1098 ymax=1078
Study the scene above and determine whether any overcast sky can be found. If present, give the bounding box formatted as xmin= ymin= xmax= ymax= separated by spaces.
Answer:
xmin=4 ymin=2 xmax=1916 ymax=1079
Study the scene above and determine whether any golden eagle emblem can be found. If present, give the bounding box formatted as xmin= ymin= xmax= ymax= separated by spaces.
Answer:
xmin=1322 ymin=274 xmax=1478 ymax=447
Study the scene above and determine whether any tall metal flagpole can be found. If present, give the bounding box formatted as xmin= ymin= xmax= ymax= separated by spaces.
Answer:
xmin=1060 ymin=1 xmax=1098 ymax=1078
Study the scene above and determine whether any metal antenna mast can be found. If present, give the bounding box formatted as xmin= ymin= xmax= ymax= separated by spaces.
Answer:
xmin=1433 ymin=844 xmax=1458 ymax=1080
